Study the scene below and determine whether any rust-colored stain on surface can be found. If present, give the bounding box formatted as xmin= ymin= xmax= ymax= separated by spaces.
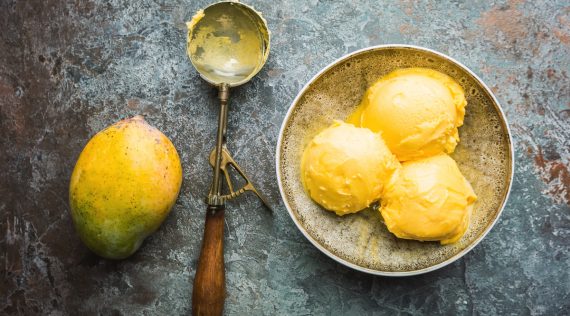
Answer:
xmin=533 ymin=146 xmax=570 ymax=205
xmin=553 ymin=8 xmax=570 ymax=45
xmin=476 ymin=0 xmax=529 ymax=47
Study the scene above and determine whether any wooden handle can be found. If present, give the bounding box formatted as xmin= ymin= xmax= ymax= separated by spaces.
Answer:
xmin=192 ymin=205 xmax=226 ymax=316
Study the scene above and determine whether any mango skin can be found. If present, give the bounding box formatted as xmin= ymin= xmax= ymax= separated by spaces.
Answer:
xmin=69 ymin=115 xmax=183 ymax=259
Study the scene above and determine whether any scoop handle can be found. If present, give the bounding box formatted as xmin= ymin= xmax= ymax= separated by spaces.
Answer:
xmin=192 ymin=205 xmax=225 ymax=316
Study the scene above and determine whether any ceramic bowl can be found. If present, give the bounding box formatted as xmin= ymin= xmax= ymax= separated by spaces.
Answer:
xmin=276 ymin=45 xmax=514 ymax=276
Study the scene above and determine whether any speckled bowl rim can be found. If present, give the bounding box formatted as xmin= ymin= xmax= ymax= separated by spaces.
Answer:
xmin=275 ymin=44 xmax=515 ymax=277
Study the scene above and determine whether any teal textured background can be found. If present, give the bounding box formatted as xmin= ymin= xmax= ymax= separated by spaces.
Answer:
xmin=1 ymin=0 xmax=568 ymax=314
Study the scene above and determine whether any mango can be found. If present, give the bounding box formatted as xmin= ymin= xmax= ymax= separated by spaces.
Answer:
xmin=69 ymin=115 xmax=183 ymax=259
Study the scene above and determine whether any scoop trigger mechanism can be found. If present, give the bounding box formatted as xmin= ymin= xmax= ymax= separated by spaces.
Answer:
xmin=208 ymin=146 xmax=272 ymax=211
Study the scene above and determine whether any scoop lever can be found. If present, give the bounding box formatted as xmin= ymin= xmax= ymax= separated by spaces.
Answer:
xmin=208 ymin=146 xmax=272 ymax=211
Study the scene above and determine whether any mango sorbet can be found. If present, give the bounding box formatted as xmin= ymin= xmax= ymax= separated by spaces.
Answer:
xmin=348 ymin=68 xmax=467 ymax=161
xmin=380 ymin=154 xmax=477 ymax=245
xmin=301 ymin=121 xmax=400 ymax=216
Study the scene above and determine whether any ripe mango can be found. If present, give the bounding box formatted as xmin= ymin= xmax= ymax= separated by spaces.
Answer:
xmin=69 ymin=115 xmax=183 ymax=259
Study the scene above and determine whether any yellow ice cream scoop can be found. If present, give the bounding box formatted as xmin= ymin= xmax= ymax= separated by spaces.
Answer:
xmin=301 ymin=121 xmax=400 ymax=216
xmin=380 ymin=154 xmax=477 ymax=245
xmin=348 ymin=68 xmax=467 ymax=161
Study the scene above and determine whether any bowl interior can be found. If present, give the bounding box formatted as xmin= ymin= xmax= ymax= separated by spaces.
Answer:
xmin=277 ymin=46 xmax=513 ymax=274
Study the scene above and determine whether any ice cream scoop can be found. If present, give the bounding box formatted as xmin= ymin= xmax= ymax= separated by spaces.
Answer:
xmin=186 ymin=2 xmax=270 ymax=315
xmin=380 ymin=154 xmax=477 ymax=245
xmin=348 ymin=68 xmax=467 ymax=161
xmin=301 ymin=121 xmax=400 ymax=215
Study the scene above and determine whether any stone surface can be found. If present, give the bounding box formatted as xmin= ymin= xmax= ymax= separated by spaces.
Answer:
xmin=1 ymin=0 xmax=568 ymax=314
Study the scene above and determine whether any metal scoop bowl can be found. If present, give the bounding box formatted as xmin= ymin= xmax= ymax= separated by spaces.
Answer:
xmin=186 ymin=2 xmax=270 ymax=315
xmin=187 ymin=1 xmax=269 ymax=87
